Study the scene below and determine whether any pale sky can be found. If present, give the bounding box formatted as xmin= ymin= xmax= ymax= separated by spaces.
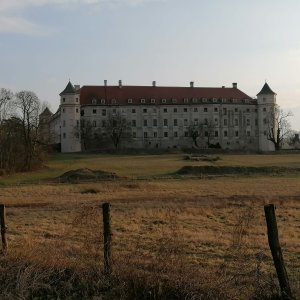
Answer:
xmin=0 ymin=0 xmax=300 ymax=130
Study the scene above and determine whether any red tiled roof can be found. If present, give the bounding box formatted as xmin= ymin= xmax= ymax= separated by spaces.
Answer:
xmin=80 ymin=85 xmax=255 ymax=105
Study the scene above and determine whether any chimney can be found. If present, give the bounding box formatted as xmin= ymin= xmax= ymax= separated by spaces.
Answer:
xmin=104 ymin=80 xmax=107 ymax=86
xmin=152 ymin=81 xmax=156 ymax=87
xmin=222 ymin=86 xmax=225 ymax=88
xmin=74 ymin=85 xmax=80 ymax=90
xmin=232 ymin=82 xmax=237 ymax=89
xmin=190 ymin=81 xmax=194 ymax=88
xmin=119 ymin=80 xmax=122 ymax=88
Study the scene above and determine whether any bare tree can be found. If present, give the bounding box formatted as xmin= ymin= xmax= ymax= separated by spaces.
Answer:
xmin=266 ymin=104 xmax=293 ymax=151
xmin=104 ymin=111 xmax=130 ymax=149
xmin=188 ymin=122 xmax=205 ymax=147
xmin=0 ymin=88 xmax=13 ymax=121
xmin=205 ymin=119 xmax=217 ymax=147
xmin=14 ymin=91 xmax=42 ymax=170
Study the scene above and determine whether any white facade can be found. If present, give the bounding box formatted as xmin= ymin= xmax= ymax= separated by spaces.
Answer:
xmin=41 ymin=81 xmax=277 ymax=153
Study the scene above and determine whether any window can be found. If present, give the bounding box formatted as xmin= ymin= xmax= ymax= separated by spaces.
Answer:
xmin=132 ymin=108 xmax=136 ymax=113
xmin=143 ymin=108 xmax=147 ymax=113
xmin=163 ymin=119 xmax=168 ymax=126
xmin=144 ymin=132 xmax=148 ymax=138
xmin=163 ymin=108 xmax=168 ymax=113
xmin=224 ymin=130 xmax=228 ymax=137
xmin=174 ymin=132 xmax=178 ymax=137
xmin=164 ymin=132 xmax=168 ymax=138
xmin=63 ymin=98 xmax=65 ymax=102
xmin=264 ymin=118 xmax=267 ymax=124
xmin=184 ymin=98 xmax=189 ymax=103
xmin=184 ymin=119 xmax=188 ymax=126
xmin=151 ymin=98 xmax=155 ymax=103
xmin=153 ymin=108 xmax=157 ymax=113
xmin=132 ymin=120 xmax=136 ymax=127
xmin=112 ymin=109 xmax=116 ymax=114
xmin=62 ymin=108 xmax=65 ymax=113
xmin=214 ymin=118 xmax=219 ymax=125
xmin=224 ymin=119 xmax=228 ymax=126
xmin=255 ymin=119 xmax=258 ymax=126
xmin=213 ymin=98 xmax=217 ymax=103
xmin=205 ymin=131 xmax=208 ymax=137
xmin=235 ymin=108 xmax=238 ymax=113
xmin=144 ymin=119 xmax=148 ymax=126
xmin=76 ymin=120 xmax=79 ymax=128
xmin=76 ymin=98 xmax=79 ymax=102
xmin=63 ymin=120 xmax=66 ymax=127
xmin=102 ymin=120 xmax=106 ymax=127
xmin=102 ymin=109 xmax=106 ymax=116
xmin=92 ymin=98 xmax=97 ymax=104
xmin=247 ymin=119 xmax=250 ymax=126
xmin=247 ymin=131 xmax=251 ymax=136
xmin=215 ymin=131 xmax=219 ymax=137
xmin=162 ymin=99 xmax=166 ymax=103
xmin=184 ymin=131 xmax=189 ymax=137
xmin=194 ymin=119 xmax=198 ymax=125
xmin=153 ymin=119 xmax=157 ymax=126
xmin=235 ymin=131 xmax=239 ymax=137
xmin=92 ymin=121 xmax=96 ymax=127
xmin=63 ymin=133 xmax=66 ymax=139
xmin=223 ymin=108 xmax=227 ymax=115
xmin=235 ymin=119 xmax=238 ymax=126
xmin=76 ymin=108 xmax=79 ymax=113
xmin=194 ymin=107 xmax=198 ymax=112
xmin=246 ymin=108 xmax=250 ymax=113
xmin=101 ymin=99 xmax=105 ymax=104
xmin=141 ymin=98 xmax=145 ymax=103
xmin=174 ymin=119 xmax=178 ymax=126
xmin=202 ymin=98 xmax=207 ymax=102
xmin=204 ymin=107 xmax=208 ymax=112
xmin=128 ymin=98 xmax=132 ymax=103
xmin=264 ymin=130 xmax=267 ymax=136
xmin=184 ymin=108 xmax=188 ymax=112
xmin=204 ymin=118 xmax=208 ymax=125
xmin=81 ymin=110 xmax=84 ymax=116
xmin=173 ymin=108 xmax=177 ymax=113
xmin=132 ymin=132 xmax=136 ymax=138
xmin=172 ymin=98 xmax=177 ymax=103
xmin=192 ymin=98 xmax=197 ymax=103
xmin=263 ymin=107 xmax=267 ymax=112
xmin=93 ymin=109 xmax=97 ymax=114
xmin=214 ymin=107 xmax=218 ymax=112
xmin=153 ymin=132 xmax=158 ymax=138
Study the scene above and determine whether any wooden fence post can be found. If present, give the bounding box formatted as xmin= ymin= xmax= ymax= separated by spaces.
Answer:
xmin=264 ymin=204 xmax=293 ymax=300
xmin=0 ymin=204 xmax=8 ymax=254
xmin=102 ymin=202 xmax=111 ymax=274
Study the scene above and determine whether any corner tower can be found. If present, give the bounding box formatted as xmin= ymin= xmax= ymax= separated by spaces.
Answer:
xmin=257 ymin=82 xmax=276 ymax=151
xmin=60 ymin=81 xmax=81 ymax=152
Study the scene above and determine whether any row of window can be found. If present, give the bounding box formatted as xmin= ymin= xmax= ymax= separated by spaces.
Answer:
xmin=85 ymin=107 xmax=256 ymax=115
xmin=91 ymin=98 xmax=251 ymax=105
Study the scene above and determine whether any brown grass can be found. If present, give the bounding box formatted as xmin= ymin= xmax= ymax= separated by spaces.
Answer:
xmin=0 ymin=175 xmax=299 ymax=299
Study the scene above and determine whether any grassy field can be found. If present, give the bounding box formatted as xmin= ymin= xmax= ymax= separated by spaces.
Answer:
xmin=0 ymin=153 xmax=300 ymax=299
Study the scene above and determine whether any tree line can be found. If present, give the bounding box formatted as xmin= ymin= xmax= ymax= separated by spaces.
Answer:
xmin=0 ymin=88 xmax=46 ymax=173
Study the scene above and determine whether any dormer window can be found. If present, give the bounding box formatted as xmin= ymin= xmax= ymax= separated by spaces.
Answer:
xmin=162 ymin=98 xmax=166 ymax=103
xmin=151 ymin=98 xmax=155 ymax=103
xmin=141 ymin=98 xmax=146 ymax=103
xmin=212 ymin=98 xmax=217 ymax=103
xmin=183 ymin=98 xmax=189 ymax=103
xmin=232 ymin=98 xmax=237 ymax=103
xmin=192 ymin=98 xmax=197 ymax=103
xmin=92 ymin=98 xmax=97 ymax=104
xmin=202 ymin=98 xmax=207 ymax=102
xmin=244 ymin=99 xmax=249 ymax=103
xmin=128 ymin=98 xmax=133 ymax=103
xmin=112 ymin=99 xmax=117 ymax=104
xmin=101 ymin=99 xmax=105 ymax=104
xmin=172 ymin=98 xmax=177 ymax=103
xmin=222 ymin=98 xmax=227 ymax=103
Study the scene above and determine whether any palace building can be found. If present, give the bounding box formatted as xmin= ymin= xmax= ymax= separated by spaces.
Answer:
xmin=39 ymin=80 xmax=277 ymax=152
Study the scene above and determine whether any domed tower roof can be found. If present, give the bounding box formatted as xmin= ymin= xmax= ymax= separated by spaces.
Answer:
xmin=59 ymin=81 xmax=76 ymax=95
xmin=257 ymin=82 xmax=276 ymax=96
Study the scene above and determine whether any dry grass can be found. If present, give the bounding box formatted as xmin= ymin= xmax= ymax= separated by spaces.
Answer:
xmin=0 ymin=153 xmax=300 ymax=298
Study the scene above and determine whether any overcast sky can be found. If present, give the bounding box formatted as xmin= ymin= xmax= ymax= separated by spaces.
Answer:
xmin=0 ymin=0 xmax=300 ymax=130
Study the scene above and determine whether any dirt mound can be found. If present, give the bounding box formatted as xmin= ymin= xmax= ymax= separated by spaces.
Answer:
xmin=57 ymin=168 xmax=118 ymax=183
xmin=176 ymin=165 xmax=300 ymax=176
